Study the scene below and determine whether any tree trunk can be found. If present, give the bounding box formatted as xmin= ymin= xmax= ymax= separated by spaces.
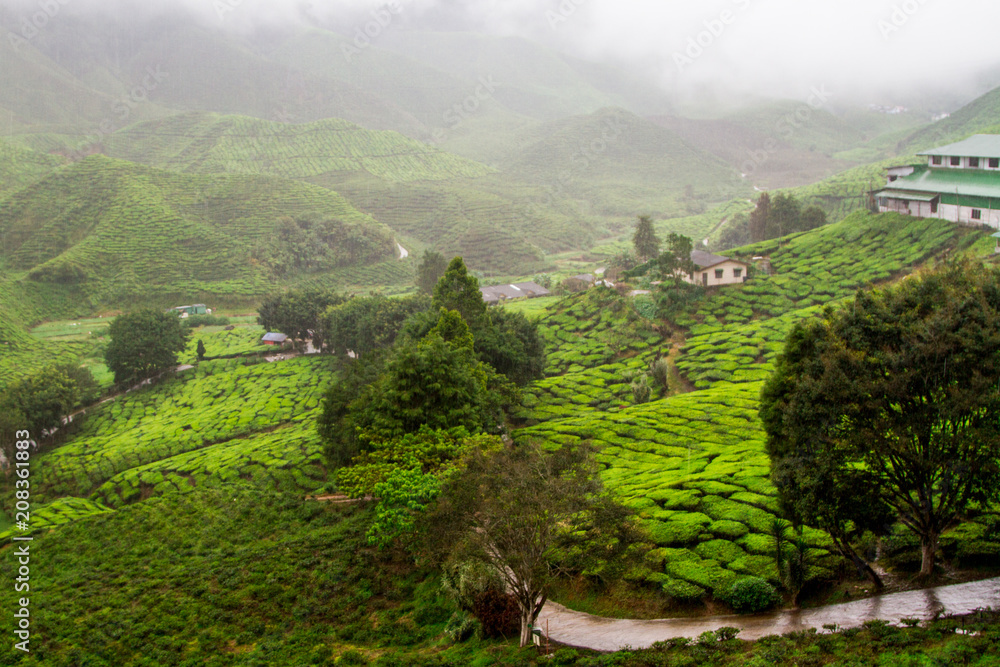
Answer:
xmin=920 ymin=533 xmax=938 ymax=577
xmin=855 ymin=555 xmax=884 ymax=590
xmin=519 ymin=607 xmax=534 ymax=648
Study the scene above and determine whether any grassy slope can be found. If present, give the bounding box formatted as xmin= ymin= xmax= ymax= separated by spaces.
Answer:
xmin=0 ymin=154 xmax=397 ymax=304
xmin=515 ymin=212 xmax=992 ymax=603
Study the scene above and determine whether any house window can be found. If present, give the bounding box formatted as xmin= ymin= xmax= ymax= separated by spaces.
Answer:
xmin=932 ymin=156 xmax=942 ymax=165
xmin=951 ymin=156 xmax=961 ymax=166
xmin=715 ymin=269 xmax=724 ymax=279
xmin=931 ymin=199 xmax=938 ymax=214
xmin=991 ymin=158 xmax=1000 ymax=169
xmin=733 ymin=268 xmax=743 ymax=278
xmin=889 ymin=175 xmax=898 ymax=182
xmin=970 ymin=157 xmax=981 ymax=168
xmin=972 ymin=209 xmax=982 ymax=220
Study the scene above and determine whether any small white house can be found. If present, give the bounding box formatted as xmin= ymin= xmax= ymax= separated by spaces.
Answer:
xmin=685 ymin=250 xmax=750 ymax=287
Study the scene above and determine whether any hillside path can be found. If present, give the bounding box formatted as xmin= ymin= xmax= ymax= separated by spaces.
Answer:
xmin=536 ymin=577 xmax=1000 ymax=651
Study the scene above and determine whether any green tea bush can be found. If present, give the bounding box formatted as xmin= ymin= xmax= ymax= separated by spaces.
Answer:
xmin=722 ymin=577 xmax=780 ymax=613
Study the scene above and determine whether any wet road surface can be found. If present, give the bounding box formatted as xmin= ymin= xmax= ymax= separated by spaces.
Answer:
xmin=536 ymin=577 xmax=1000 ymax=651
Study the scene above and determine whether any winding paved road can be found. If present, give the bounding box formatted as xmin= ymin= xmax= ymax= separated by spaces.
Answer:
xmin=536 ymin=577 xmax=1000 ymax=651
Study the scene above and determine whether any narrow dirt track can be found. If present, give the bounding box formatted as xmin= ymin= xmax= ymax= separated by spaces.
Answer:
xmin=537 ymin=577 xmax=1000 ymax=651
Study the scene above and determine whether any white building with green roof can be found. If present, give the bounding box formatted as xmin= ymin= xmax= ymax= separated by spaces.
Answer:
xmin=876 ymin=134 xmax=1000 ymax=227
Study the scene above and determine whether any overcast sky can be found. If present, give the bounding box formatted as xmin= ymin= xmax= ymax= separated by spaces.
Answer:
xmin=5 ymin=0 xmax=1000 ymax=107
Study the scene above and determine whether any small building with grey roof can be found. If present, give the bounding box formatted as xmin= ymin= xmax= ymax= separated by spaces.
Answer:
xmin=480 ymin=282 xmax=551 ymax=304
xmin=685 ymin=250 xmax=750 ymax=287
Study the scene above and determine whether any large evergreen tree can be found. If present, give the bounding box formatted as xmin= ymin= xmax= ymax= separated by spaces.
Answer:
xmin=432 ymin=257 xmax=486 ymax=327
xmin=632 ymin=215 xmax=660 ymax=262
xmin=416 ymin=250 xmax=449 ymax=295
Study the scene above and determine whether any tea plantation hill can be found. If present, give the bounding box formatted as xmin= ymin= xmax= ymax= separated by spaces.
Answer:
xmin=98 ymin=112 xmax=590 ymax=274
xmin=2 ymin=15 xmax=675 ymax=143
xmin=0 ymin=154 xmax=397 ymax=303
xmin=512 ymin=211 xmax=998 ymax=607
xmin=0 ymin=137 xmax=66 ymax=196
xmin=496 ymin=108 xmax=747 ymax=218
xmin=0 ymin=214 xmax=998 ymax=665
xmin=651 ymin=102 xmax=925 ymax=190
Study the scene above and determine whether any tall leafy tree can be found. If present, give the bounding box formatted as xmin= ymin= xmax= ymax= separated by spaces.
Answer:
xmin=349 ymin=310 xmax=515 ymax=442
xmin=657 ymin=232 xmax=697 ymax=283
xmin=257 ymin=288 xmax=345 ymax=350
xmin=416 ymin=250 xmax=449 ymax=295
xmin=104 ymin=309 xmax=190 ymax=388
xmin=432 ymin=257 xmax=486 ymax=328
xmin=761 ymin=260 xmax=1000 ymax=577
xmin=749 ymin=192 xmax=771 ymax=242
xmin=426 ymin=441 xmax=630 ymax=647
xmin=766 ymin=193 xmax=802 ymax=239
xmin=632 ymin=214 xmax=661 ymax=262
xmin=321 ymin=293 xmax=431 ymax=358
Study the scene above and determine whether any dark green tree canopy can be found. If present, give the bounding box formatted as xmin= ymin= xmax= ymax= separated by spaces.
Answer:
xmin=632 ymin=214 xmax=661 ymax=262
xmin=761 ymin=260 xmax=1000 ymax=577
xmin=432 ymin=257 xmax=486 ymax=327
xmin=657 ymin=232 xmax=697 ymax=283
xmin=104 ymin=309 xmax=190 ymax=388
xmin=321 ymin=293 xmax=431 ymax=358
xmin=425 ymin=441 xmax=631 ymax=647
xmin=416 ymin=249 xmax=448 ymax=295
xmin=257 ymin=288 xmax=345 ymax=350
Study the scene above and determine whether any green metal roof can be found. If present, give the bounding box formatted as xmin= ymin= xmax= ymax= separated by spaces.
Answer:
xmin=879 ymin=166 xmax=1000 ymax=201
xmin=918 ymin=134 xmax=1000 ymax=159
xmin=877 ymin=190 xmax=938 ymax=202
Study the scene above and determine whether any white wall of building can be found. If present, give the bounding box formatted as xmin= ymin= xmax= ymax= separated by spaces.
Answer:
xmin=684 ymin=261 xmax=749 ymax=287
xmin=878 ymin=201 xmax=1000 ymax=228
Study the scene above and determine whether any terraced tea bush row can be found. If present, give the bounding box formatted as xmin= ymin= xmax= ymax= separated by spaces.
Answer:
xmin=679 ymin=212 xmax=966 ymax=333
xmin=515 ymin=357 xmax=662 ymax=423
xmin=0 ymin=497 xmax=112 ymax=541
xmin=93 ymin=420 xmax=326 ymax=507
xmin=537 ymin=289 xmax=665 ymax=377
xmin=677 ymin=306 xmax=825 ymax=390
xmin=34 ymin=356 xmax=337 ymax=501
xmin=517 ymin=381 xmax=835 ymax=599
xmin=182 ymin=325 xmax=270 ymax=363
